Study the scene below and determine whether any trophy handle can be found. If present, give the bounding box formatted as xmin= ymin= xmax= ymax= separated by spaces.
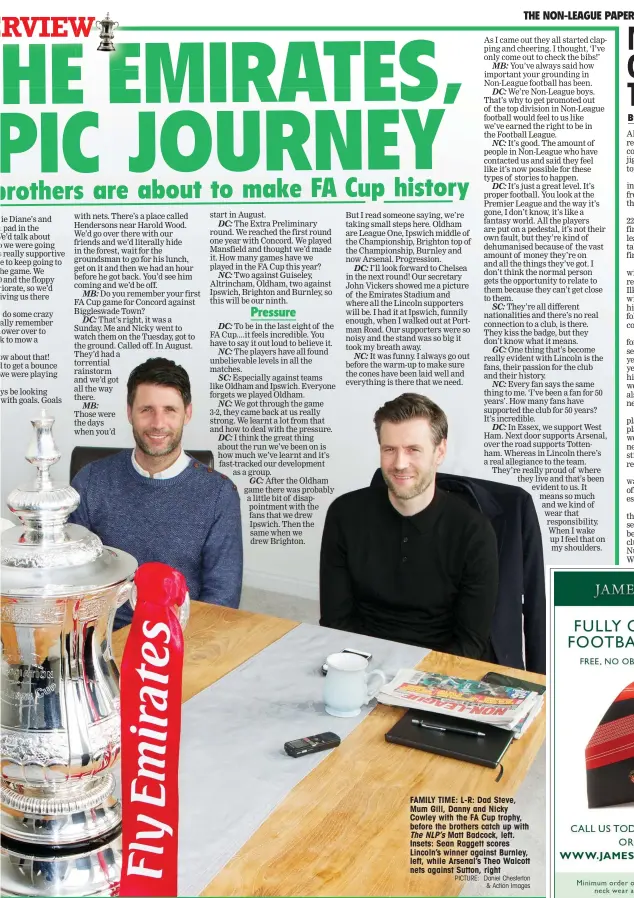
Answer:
xmin=113 ymin=21 xmax=119 ymax=27
xmin=116 ymin=580 xmax=136 ymax=609
xmin=178 ymin=591 xmax=190 ymax=630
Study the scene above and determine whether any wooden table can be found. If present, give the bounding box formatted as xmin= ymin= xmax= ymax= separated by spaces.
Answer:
xmin=112 ymin=602 xmax=546 ymax=897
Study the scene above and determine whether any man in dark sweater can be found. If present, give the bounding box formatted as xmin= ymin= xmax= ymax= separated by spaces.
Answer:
xmin=319 ymin=394 xmax=498 ymax=660
xmin=69 ymin=358 xmax=242 ymax=628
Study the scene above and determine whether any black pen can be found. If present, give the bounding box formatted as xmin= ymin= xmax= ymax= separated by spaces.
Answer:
xmin=411 ymin=718 xmax=486 ymax=738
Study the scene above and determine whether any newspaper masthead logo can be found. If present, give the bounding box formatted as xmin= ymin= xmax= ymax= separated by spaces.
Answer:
xmin=1 ymin=17 xmax=95 ymax=38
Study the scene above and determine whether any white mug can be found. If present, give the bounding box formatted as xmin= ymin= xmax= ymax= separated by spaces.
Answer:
xmin=323 ymin=652 xmax=387 ymax=717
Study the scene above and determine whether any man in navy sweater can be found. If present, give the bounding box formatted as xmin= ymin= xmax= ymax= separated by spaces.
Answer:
xmin=69 ymin=358 xmax=243 ymax=629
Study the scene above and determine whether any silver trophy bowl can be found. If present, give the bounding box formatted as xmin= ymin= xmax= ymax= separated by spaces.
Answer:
xmin=0 ymin=412 xmax=137 ymax=896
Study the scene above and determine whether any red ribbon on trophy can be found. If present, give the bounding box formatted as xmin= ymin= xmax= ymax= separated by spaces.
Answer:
xmin=119 ymin=563 xmax=186 ymax=897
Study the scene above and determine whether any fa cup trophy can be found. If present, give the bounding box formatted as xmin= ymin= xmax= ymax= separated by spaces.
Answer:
xmin=0 ymin=412 xmax=137 ymax=895
xmin=95 ymin=13 xmax=118 ymax=52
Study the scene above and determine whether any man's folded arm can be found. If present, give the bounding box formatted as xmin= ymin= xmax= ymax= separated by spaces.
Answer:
xmin=319 ymin=503 xmax=358 ymax=632
xmin=199 ymin=479 xmax=243 ymax=607
xmin=443 ymin=520 xmax=499 ymax=660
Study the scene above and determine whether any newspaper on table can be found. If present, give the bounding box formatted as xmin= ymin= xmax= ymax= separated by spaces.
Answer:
xmin=377 ymin=670 xmax=544 ymax=737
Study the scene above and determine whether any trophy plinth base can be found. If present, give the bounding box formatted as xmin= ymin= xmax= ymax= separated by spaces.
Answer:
xmin=0 ymin=827 xmax=121 ymax=897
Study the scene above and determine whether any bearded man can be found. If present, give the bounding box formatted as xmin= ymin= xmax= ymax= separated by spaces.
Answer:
xmin=319 ymin=394 xmax=498 ymax=660
xmin=69 ymin=358 xmax=242 ymax=628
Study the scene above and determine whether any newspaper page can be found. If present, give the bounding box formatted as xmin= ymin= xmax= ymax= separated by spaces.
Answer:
xmin=377 ymin=669 xmax=542 ymax=731
xmin=551 ymin=569 xmax=634 ymax=898
xmin=0 ymin=0 xmax=631 ymax=896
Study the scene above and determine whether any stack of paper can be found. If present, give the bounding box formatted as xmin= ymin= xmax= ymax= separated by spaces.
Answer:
xmin=378 ymin=670 xmax=544 ymax=738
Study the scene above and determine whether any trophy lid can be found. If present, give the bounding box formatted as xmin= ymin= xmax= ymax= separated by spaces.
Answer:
xmin=1 ymin=410 xmax=136 ymax=597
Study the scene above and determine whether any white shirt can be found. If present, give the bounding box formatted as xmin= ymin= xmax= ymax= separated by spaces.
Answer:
xmin=131 ymin=448 xmax=191 ymax=480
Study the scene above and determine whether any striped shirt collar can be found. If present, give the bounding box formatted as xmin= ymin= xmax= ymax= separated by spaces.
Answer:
xmin=130 ymin=448 xmax=190 ymax=479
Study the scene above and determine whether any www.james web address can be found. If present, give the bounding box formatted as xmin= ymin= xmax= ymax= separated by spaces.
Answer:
xmin=559 ymin=851 xmax=634 ymax=861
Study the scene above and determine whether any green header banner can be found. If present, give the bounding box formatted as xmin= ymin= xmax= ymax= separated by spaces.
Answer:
xmin=554 ymin=571 xmax=634 ymax=606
